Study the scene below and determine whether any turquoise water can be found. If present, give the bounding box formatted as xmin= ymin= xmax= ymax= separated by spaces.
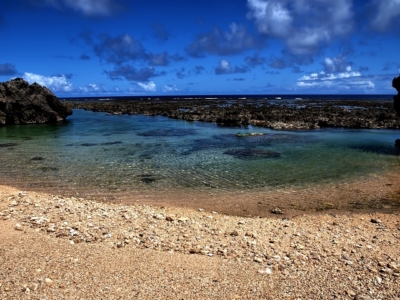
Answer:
xmin=1 ymin=109 xmax=400 ymax=194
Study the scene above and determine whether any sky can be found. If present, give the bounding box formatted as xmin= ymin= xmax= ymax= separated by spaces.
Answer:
xmin=1 ymin=0 xmax=400 ymax=97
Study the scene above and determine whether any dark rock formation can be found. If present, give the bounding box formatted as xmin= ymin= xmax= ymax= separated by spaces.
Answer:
xmin=393 ymin=75 xmax=400 ymax=117
xmin=0 ymin=78 xmax=72 ymax=125
xmin=64 ymin=98 xmax=400 ymax=130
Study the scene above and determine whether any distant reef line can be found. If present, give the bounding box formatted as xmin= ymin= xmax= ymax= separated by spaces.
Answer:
xmin=63 ymin=98 xmax=400 ymax=130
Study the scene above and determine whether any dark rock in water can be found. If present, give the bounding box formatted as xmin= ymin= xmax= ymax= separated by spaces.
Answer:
xmin=31 ymin=156 xmax=45 ymax=161
xmin=224 ymin=148 xmax=281 ymax=160
xmin=101 ymin=141 xmax=122 ymax=145
xmin=81 ymin=143 xmax=98 ymax=147
xmin=393 ymin=75 xmax=400 ymax=117
xmin=137 ymin=174 xmax=157 ymax=183
xmin=395 ymin=139 xmax=400 ymax=148
xmin=138 ymin=128 xmax=196 ymax=137
xmin=0 ymin=142 xmax=18 ymax=147
xmin=39 ymin=166 xmax=58 ymax=172
xmin=0 ymin=78 xmax=72 ymax=125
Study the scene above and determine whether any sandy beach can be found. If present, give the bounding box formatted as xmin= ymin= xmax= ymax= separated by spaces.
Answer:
xmin=1 ymin=184 xmax=399 ymax=299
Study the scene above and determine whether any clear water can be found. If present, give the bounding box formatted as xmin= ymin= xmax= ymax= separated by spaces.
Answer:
xmin=1 ymin=109 xmax=400 ymax=194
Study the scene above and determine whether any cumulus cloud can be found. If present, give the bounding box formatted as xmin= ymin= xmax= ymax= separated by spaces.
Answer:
xmin=78 ymin=83 xmax=108 ymax=93
xmin=323 ymin=55 xmax=353 ymax=73
xmin=296 ymin=60 xmax=375 ymax=91
xmin=176 ymin=68 xmax=186 ymax=79
xmin=137 ymin=81 xmax=156 ymax=92
xmin=215 ymin=59 xmax=249 ymax=75
xmin=83 ymin=32 xmax=183 ymax=70
xmin=370 ymin=0 xmax=400 ymax=31
xmin=245 ymin=53 xmax=266 ymax=67
xmin=93 ymin=34 xmax=147 ymax=65
xmin=186 ymin=23 xmax=264 ymax=57
xmin=23 ymin=72 xmax=73 ymax=92
xmin=162 ymin=84 xmax=179 ymax=92
xmin=268 ymin=56 xmax=290 ymax=69
xmin=105 ymin=65 xmax=164 ymax=82
xmin=194 ymin=66 xmax=205 ymax=75
xmin=148 ymin=52 xmax=170 ymax=66
xmin=215 ymin=59 xmax=232 ymax=74
xmin=0 ymin=63 xmax=18 ymax=76
xmin=247 ymin=0 xmax=353 ymax=56
xmin=43 ymin=0 xmax=124 ymax=16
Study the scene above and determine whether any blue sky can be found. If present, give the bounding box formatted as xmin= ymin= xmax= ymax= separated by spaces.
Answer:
xmin=1 ymin=0 xmax=400 ymax=96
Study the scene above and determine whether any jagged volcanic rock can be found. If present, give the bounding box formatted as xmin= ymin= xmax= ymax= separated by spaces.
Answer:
xmin=0 ymin=78 xmax=72 ymax=125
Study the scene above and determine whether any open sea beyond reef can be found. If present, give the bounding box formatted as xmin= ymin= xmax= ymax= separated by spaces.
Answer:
xmin=1 ymin=95 xmax=400 ymax=214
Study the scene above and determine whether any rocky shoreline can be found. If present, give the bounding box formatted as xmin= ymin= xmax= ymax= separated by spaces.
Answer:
xmin=64 ymin=98 xmax=400 ymax=130
xmin=0 ymin=185 xmax=399 ymax=299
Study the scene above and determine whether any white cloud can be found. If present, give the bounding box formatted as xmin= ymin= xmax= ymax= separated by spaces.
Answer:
xmin=162 ymin=84 xmax=179 ymax=92
xmin=296 ymin=64 xmax=374 ymax=91
xmin=370 ymin=0 xmax=400 ymax=31
xmin=44 ymin=0 xmax=118 ymax=16
xmin=78 ymin=83 xmax=108 ymax=93
xmin=246 ymin=0 xmax=292 ymax=37
xmin=215 ymin=59 xmax=232 ymax=74
xmin=247 ymin=0 xmax=353 ymax=55
xmin=23 ymin=72 xmax=73 ymax=92
xmin=323 ymin=56 xmax=351 ymax=73
xmin=137 ymin=81 xmax=156 ymax=92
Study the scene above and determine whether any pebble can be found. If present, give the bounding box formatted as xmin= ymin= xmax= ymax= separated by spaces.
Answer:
xmin=44 ymin=278 xmax=53 ymax=285
xmin=370 ymin=218 xmax=382 ymax=224
xmin=14 ymin=223 xmax=23 ymax=231
xmin=270 ymin=208 xmax=283 ymax=215
xmin=253 ymin=257 xmax=263 ymax=263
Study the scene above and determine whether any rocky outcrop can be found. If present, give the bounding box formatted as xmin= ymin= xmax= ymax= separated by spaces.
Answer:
xmin=393 ymin=75 xmax=400 ymax=117
xmin=65 ymin=98 xmax=400 ymax=129
xmin=0 ymin=78 xmax=72 ymax=125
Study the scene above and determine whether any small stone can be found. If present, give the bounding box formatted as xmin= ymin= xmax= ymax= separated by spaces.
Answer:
xmin=342 ymin=254 xmax=352 ymax=261
xmin=189 ymin=248 xmax=201 ymax=254
xmin=346 ymin=290 xmax=356 ymax=297
xmin=370 ymin=218 xmax=381 ymax=224
xmin=375 ymin=276 xmax=382 ymax=284
xmin=388 ymin=262 xmax=398 ymax=271
xmin=230 ymin=230 xmax=239 ymax=237
xmin=165 ymin=216 xmax=174 ymax=222
xmin=9 ymin=200 xmax=18 ymax=207
xmin=44 ymin=278 xmax=53 ymax=285
xmin=254 ymin=257 xmax=263 ymax=263
xmin=14 ymin=223 xmax=23 ymax=231
xmin=153 ymin=214 xmax=164 ymax=220
xmin=270 ymin=207 xmax=283 ymax=215
xmin=198 ymin=208 xmax=204 ymax=212
xmin=238 ymin=220 xmax=246 ymax=225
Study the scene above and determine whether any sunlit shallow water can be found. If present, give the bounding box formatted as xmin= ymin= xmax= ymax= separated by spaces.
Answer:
xmin=1 ymin=109 xmax=400 ymax=197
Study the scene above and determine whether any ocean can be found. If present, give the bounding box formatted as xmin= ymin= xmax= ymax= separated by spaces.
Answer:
xmin=1 ymin=94 xmax=400 ymax=204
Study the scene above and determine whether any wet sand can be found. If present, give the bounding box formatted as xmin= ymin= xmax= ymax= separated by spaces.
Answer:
xmin=1 ymin=168 xmax=400 ymax=218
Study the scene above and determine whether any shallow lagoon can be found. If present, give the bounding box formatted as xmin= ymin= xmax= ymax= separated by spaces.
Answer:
xmin=1 ymin=109 xmax=400 ymax=195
